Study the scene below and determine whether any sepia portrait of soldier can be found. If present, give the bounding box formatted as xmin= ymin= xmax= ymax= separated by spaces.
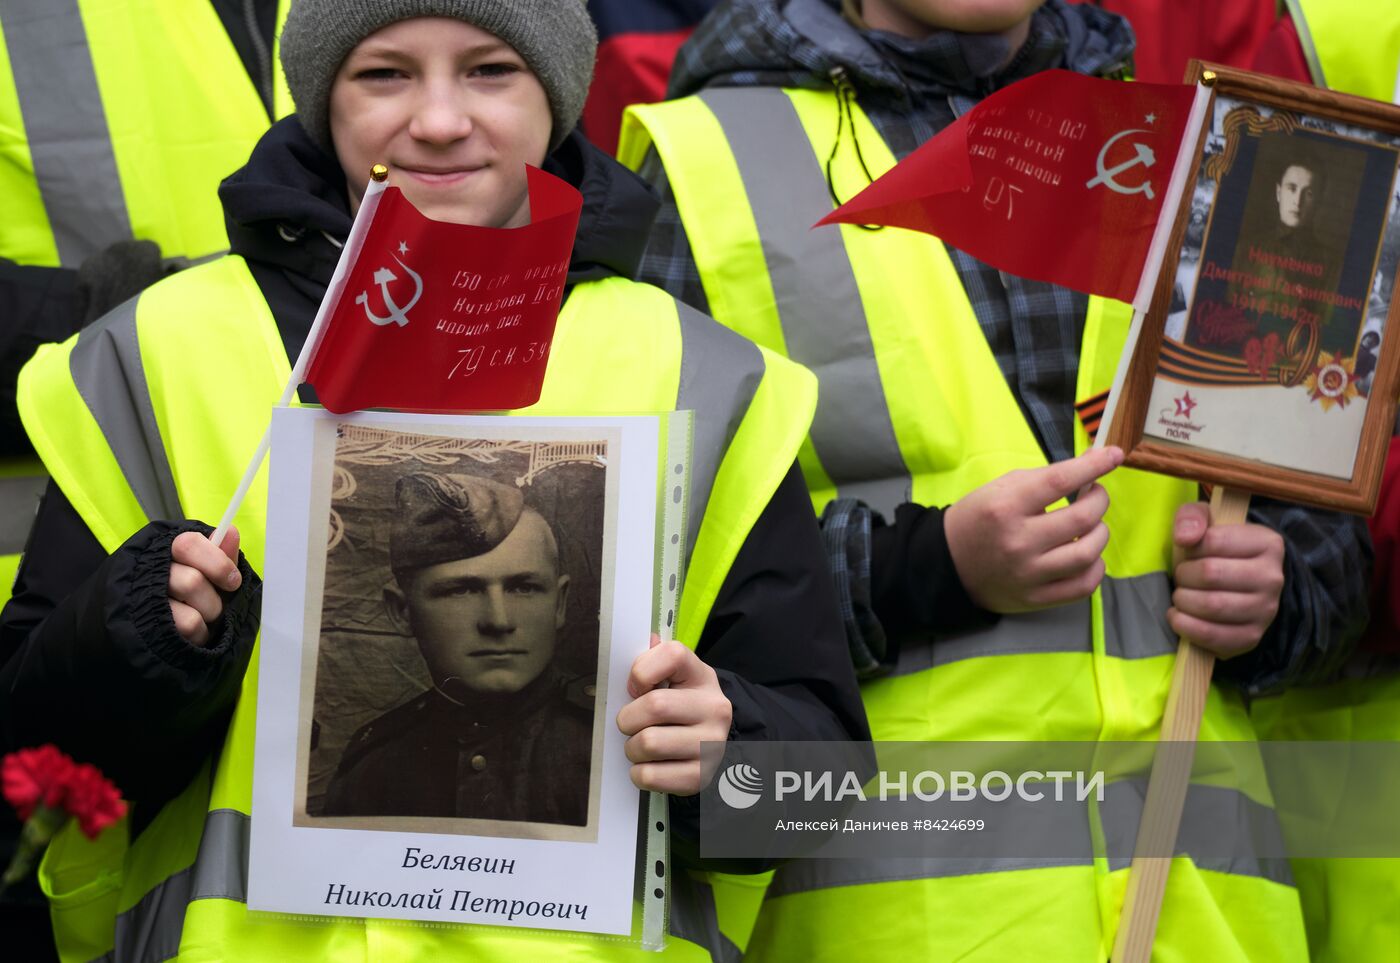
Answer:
xmin=322 ymin=470 xmax=594 ymax=825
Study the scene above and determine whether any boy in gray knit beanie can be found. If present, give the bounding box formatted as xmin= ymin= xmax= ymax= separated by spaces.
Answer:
xmin=280 ymin=0 xmax=598 ymax=152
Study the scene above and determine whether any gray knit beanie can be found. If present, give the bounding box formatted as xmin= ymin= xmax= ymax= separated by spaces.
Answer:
xmin=280 ymin=0 xmax=597 ymax=153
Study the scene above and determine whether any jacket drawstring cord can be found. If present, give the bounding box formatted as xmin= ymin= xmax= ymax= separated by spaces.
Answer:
xmin=826 ymin=67 xmax=884 ymax=232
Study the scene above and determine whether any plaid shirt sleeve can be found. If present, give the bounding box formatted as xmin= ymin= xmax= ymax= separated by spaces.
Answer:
xmin=634 ymin=148 xmax=713 ymax=315
xmin=1215 ymin=499 xmax=1373 ymax=695
xmin=818 ymin=497 xmax=889 ymax=680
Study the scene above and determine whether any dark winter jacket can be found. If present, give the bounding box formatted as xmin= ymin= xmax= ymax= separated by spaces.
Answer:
xmin=0 ymin=118 xmax=871 ymax=865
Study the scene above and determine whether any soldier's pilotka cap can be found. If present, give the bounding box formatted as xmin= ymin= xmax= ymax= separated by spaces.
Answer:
xmin=389 ymin=472 xmax=524 ymax=579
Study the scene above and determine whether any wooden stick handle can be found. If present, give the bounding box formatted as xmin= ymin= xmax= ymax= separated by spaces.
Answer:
xmin=1110 ymin=486 xmax=1251 ymax=963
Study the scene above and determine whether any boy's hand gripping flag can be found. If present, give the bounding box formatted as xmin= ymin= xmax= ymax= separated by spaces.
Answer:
xmin=304 ymin=165 xmax=583 ymax=413
xmin=820 ymin=70 xmax=1203 ymax=305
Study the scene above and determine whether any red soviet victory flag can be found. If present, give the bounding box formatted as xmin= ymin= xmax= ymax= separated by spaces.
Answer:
xmin=819 ymin=70 xmax=1201 ymax=303
xmin=302 ymin=165 xmax=583 ymax=413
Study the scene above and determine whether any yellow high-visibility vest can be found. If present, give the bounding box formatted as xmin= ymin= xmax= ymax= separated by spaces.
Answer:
xmin=0 ymin=0 xmax=293 ymax=611
xmin=1251 ymin=675 xmax=1400 ymax=961
xmin=0 ymin=0 xmax=293 ymax=268
xmin=621 ymin=85 xmax=1307 ymax=961
xmin=21 ymin=255 xmax=815 ymax=963
xmin=1283 ymin=0 xmax=1400 ymax=105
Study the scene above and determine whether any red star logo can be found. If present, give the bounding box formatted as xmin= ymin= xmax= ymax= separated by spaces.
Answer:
xmin=1174 ymin=391 xmax=1197 ymax=418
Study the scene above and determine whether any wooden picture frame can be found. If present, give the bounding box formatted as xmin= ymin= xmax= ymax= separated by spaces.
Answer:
xmin=1106 ymin=62 xmax=1400 ymax=514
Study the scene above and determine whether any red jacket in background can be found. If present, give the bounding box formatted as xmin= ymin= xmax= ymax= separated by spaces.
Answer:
xmin=583 ymin=0 xmax=719 ymax=155
xmin=1251 ymin=11 xmax=1311 ymax=84
xmin=1068 ymin=0 xmax=1279 ymax=82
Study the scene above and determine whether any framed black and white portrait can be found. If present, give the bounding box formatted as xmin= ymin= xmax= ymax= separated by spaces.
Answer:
xmin=1109 ymin=63 xmax=1400 ymax=512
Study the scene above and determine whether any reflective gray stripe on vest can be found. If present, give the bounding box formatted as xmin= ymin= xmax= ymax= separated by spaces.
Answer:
xmin=2 ymin=0 xmax=132 ymax=265
xmin=675 ymin=297 xmax=764 ymax=559
xmin=892 ymin=596 xmax=1092 ymax=678
xmin=93 ymin=809 xmax=247 ymax=963
xmin=1282 ymin=0 xmax=1328 ymax=88
xmin=764 ymin=782 xmax=1291 ymax=901
xmin=0 ymin=474 xmax=46 ymax=555
xmin=1101 ymin=779 xmax=1293 ymax=886
xmin=69 ymin=295 xmax=183 ymax=522
xmin=669 ymin=871 xmax=744 ymax=963
xmin=698 ymin=88 xmax=911 ymax=519
xmin=891 ymin=573 xmax=1177 ymax=677
xmin=1100 ymin=570 xmax=1177 ymax=660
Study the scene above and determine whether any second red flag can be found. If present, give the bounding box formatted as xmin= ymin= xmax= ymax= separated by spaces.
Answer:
xmin=819 ymin=70 xmax=1199 ymax=303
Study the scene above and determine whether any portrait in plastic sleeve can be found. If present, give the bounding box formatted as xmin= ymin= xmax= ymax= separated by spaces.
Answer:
xmin=292 ymin=422 xmax=614 ymax=842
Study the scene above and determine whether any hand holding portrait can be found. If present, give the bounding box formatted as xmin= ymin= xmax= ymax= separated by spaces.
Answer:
xmin=618 ymin=639 xmax=732 ymax=796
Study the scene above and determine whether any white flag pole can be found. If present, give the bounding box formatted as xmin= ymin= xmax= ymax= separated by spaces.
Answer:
xmin=209 ymin=166 xmax=392 ymax=547
xmin=1092 ymin=78 xmax=1214 ymax=452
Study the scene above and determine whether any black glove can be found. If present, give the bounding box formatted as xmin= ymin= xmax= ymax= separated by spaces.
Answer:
xmin=75 ymin=239 xmax=177 ymax=324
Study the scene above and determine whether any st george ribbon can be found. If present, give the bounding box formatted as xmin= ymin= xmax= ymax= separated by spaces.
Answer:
xmin=305 ymin=165 xmax=583 ymax=413
xmin=819 ymin=70 xmax=1199 ymax=304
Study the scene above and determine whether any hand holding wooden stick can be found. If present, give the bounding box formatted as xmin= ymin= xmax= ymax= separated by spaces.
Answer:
xmin=1111 ymin=486 xmax=1252 ymax=963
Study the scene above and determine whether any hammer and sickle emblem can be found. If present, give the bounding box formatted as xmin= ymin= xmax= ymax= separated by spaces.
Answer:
xmin=1085 ymin=129 xmax=1156 ymax=199
xmin=356 ymin=255 xmax=424 ymax=327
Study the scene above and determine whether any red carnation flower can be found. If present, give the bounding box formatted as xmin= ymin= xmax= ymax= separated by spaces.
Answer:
xmin=2 ymin=744 xmax=76 ymax=821
xmin=2 ymin=745 xmax=126 ymax=893
xmin=63 ymin=763 xmax=127 ymax=839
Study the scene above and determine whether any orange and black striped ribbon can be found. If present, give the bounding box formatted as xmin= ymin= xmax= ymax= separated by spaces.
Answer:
xmin=1075 ymin=390 xmax=1110 ymax=444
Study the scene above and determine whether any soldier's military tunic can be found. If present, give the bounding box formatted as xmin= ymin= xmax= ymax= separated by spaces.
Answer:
xmin=324 ymin=669 xmax=595 ymax=824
